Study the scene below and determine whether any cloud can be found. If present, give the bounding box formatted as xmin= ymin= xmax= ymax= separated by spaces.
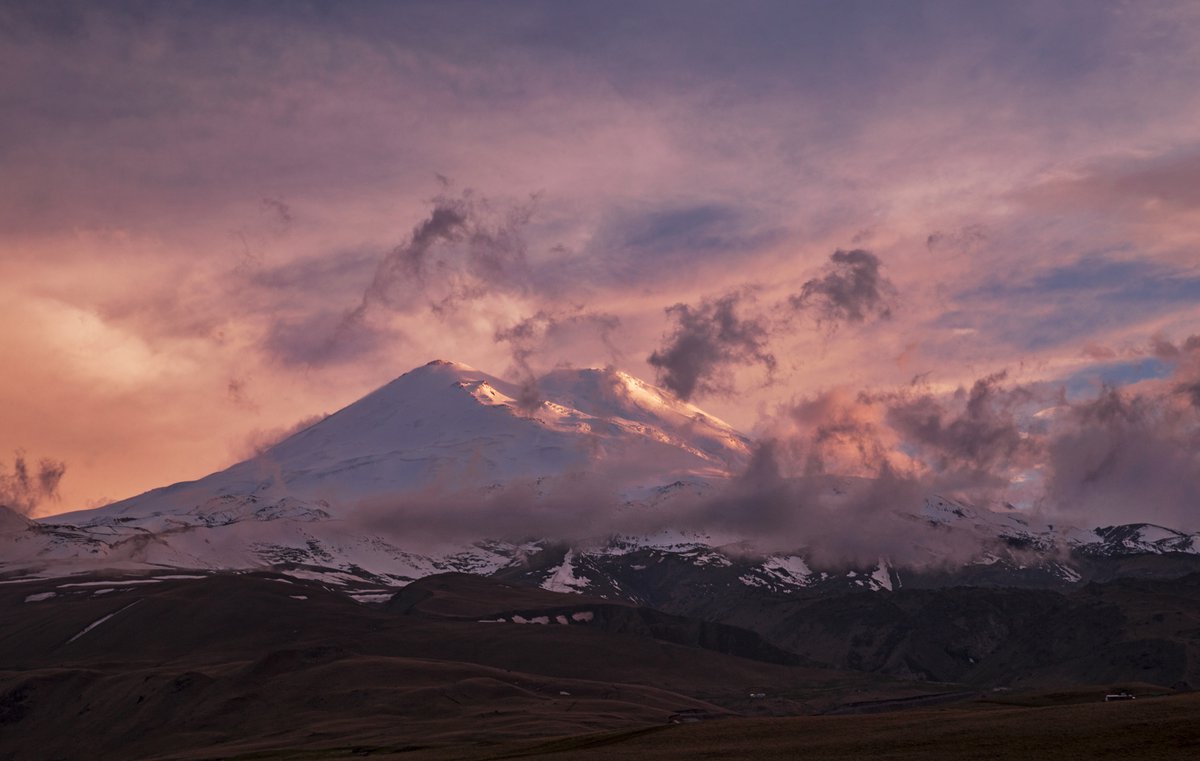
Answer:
xmin=266 ymin=195 xmax=466 ymax=368
xmin=683 ymin=380 xmax=1035 ymax=566
xmin=764 ymin=387 xmax=897 ymax=479
xmin=689 ymin=445 xmax=960 ymax=568
xmin=574 ymin=203 xmax=786 ymax=288
xmin=226 ymin=376 xmax=253 ymax=407
xmin=1023 ymin=151 xmax=1200 ymax=215
xmin=955 ymin=255 xmax=1200 ymax=351
xmin=926 ymin=225 xmax=988 ymax=254
xmin=255 ymin=188 xmax=544 ymax=369
xmin=345 ymin=433 xmax=936 ymax=568
xmin=0 ymin=451 xmax=66 ymax=517
xmin=353 ymin=471 xmax=632 ymax=546
xmin=790 ymin=249 xmax=897 ymax=326
xmin=236 ymin=414 xmax=329 ymax=461
xmin=264 ymin=308 xmax=392 ymax=368
xmin=1081 ymin=343 xmax=1117 ymax=360
xmin=884 ymin=371 xmax=1037 ymax=491
xmin=260 ymin=197 xmax=293 ymax=228
xmin=645 ymin=248 xmax=901 ymax=401
xmin=1161 ymin=334 xmax=1200 ymax=409
xmin=647 ymin=289 xmax=776 ymax=400
xmin=1178 ymin=380 xmax=1200 ymax=408
xmin=345 ymin=195 xmax=471 ymax=323
xmin=755 ymin=357 xmax=1200 ymax=534
xmin=494 ymin=308 xmax=622 ymax=412
xmin=1040 ymin=384 xmax=1200 ymax=529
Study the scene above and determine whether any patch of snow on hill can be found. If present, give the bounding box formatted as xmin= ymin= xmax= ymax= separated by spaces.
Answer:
xmin=541 ymin=549 xmax=591 ymax=593
xmin=762 ymin=555 xmax=813 ymax=585
xmin=870 ymin=560 xmax=894 ymax=591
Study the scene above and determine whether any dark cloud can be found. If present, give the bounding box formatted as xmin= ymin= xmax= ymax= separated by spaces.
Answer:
xmin=0 ymin=451 xmax=66 ymax=517
xmin=648 ymin=290 xmax=776 ymax=401
xmin=875 ymin=355 xmax=1200 ymax=531
xmin=345 ymin=436 xmax=936 ymax=569
xmin=926 ymin=224 xmax=987 ymax=254
xmin=684 ymin=383 xmax=1019 ymax=565
xmin=1185 ymin=336 xmax=1200 ymax=352
xmin=885 ymin=371 xmax=1037 ymax=491
xmin=226 ymin=376 xmax=252 ymax=407
xmin=644 ymin=251 xmax=898 ymax=402
xmin=349 ymin=197 xmax=471 ymax=321
xmin=353 ymin=471 xmax=630 ymax=546
xmin=790 ymin=248 xmax=897 ymax=326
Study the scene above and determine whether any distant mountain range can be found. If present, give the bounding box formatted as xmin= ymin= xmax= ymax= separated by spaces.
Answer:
xmin=4 ymin=359 xmax=1199 ymax=604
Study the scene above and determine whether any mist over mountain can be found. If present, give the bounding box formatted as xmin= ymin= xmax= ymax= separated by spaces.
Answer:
xmin=4 ymin=359 xmax=1198 ymax=599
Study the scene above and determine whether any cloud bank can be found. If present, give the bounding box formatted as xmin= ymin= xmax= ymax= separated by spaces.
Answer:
xmin=351 ymin=333 xmax=1200 ymax=567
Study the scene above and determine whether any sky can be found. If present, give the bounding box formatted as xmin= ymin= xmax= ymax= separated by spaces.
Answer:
xmin=2 ymin=0 xmax=1200 ymax=522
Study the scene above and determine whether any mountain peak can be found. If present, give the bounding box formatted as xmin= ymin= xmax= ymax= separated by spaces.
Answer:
xmin=365 ymin=360 xmax=517 ymax=408
xmin=421 ymin=358 xmax=476 ymax=371
xmin=62 ymin=360 xmax=751 ymax=524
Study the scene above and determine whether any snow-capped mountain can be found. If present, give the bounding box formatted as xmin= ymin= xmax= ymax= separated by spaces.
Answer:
xmin=1 ymin=360 xmax=750 ymax=586
xmin=3 ymin=360 xmax=1198 ymax=599
xmin=56 ymin=359 xmax=750 ymax=524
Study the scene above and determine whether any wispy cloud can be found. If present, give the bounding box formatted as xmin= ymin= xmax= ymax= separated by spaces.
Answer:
xmin=0 ymin=451 xmax=66 ymax=517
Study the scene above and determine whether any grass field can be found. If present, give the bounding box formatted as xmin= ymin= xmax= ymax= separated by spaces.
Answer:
xmin=227 ymin=690 xmax=1200 ymax=761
